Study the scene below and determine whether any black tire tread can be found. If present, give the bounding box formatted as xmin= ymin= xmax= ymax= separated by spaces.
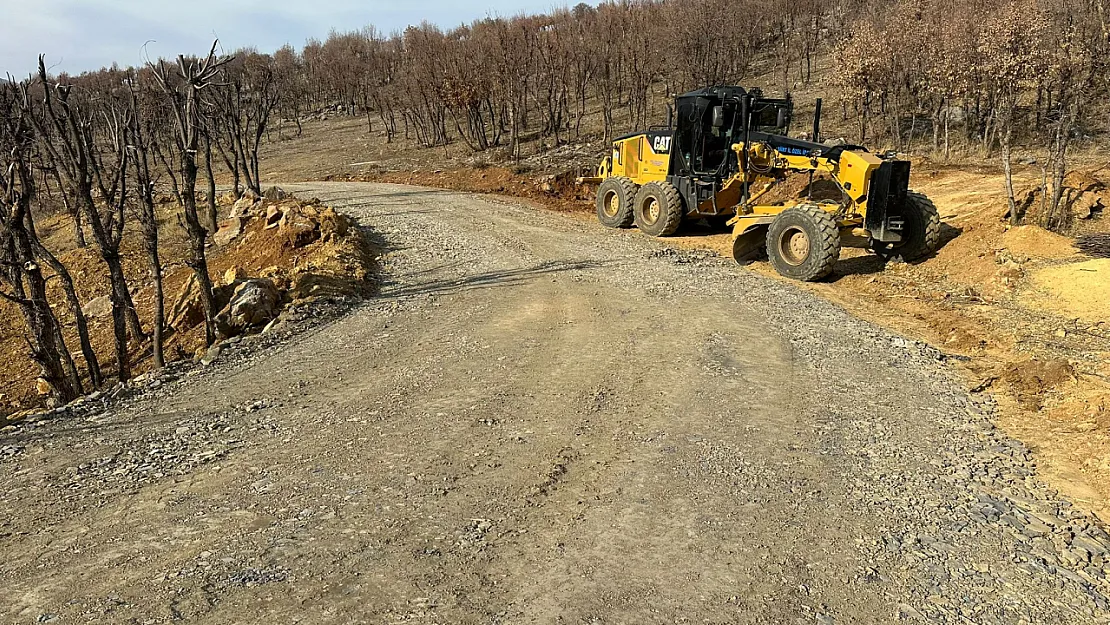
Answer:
xmin=596 ymin=177 xmax=637 ymax=228
xmin=766 ymin=204 xmax=841 ymax=281
xmin=873 ymin=190 xmax=940 ymax=261
xmin=904 ymin=191 xmax=941 ymax=260
xmin=634 ymin=181 xmax=684 ymax=237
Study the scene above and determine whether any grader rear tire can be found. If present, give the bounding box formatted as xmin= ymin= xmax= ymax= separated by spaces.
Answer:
xmin=633 ymin=181 xmax=684 ymax=237
xmin=766 ymin=205 xmax=841 ymax=281
xmin=596 ymin=177 xmax=637 ymax=228
xmin=873 ymin=191 xmax=940 ymax=261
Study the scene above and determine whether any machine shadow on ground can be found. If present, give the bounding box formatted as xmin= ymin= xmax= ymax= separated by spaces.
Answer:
xmin=661 ymin=212 xmax=965 ymax=282
xmin=829 ymin=221 xmax=964 ymax=280
xmin=379 ymin=259 xmax=608 ymax=300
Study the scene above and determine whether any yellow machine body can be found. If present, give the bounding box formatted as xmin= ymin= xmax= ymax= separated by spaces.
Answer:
xmin=583 ymin=134 xmax=886 ymax=236
xmin=583 ymin=132 xmax=671 ymax=187
xmin=580 ymin=86 xmax=938 ymax=281
xmin=724 ymin=143 xmax=883 ymax=232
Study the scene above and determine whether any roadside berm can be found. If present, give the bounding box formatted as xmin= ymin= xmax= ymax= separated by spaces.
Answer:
xmin=167 ymin=189 xmax=377 ymax=360
xmin=0 ymin=189 xmax=377 ymax=422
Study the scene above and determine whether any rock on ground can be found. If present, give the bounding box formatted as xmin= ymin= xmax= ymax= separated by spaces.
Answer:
xmin=215 ymin=278 xmax=281 ymax=337
xmin=167 ymin=274 xmax=205 ymax=332
xmin=80 ymin=295 xmax=111 ymax=319
xmin=213 ymin=217 xmax=244 ymax=246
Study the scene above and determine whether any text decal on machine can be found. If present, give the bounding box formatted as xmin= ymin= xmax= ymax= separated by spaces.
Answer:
xmin=776 ymin=145 xmax=810 ymax=157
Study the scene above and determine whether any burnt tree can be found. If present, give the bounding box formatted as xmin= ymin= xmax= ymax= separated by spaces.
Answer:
xmin=151 ymin=42 xmax=230 ymax=347
xmin=28 ymin=57 xmax=145 ymax=383
xmin=0 ymin=86 xmax=81 ymax=404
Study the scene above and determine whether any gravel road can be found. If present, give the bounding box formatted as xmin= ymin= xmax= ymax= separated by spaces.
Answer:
xmin=2 ymin=182 xmax=1109 ymax=624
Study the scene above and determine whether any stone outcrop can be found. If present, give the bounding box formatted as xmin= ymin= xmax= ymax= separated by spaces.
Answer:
xmin=215 ymin=279 xmax=281 ymax=338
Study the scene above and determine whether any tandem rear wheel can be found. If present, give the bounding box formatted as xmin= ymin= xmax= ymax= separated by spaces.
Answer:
xmin=596 ymin=177 xmax=638 ymax=228
xmin=872 ymin=191 xmax=941 ymax=262
xmin=633 ymin=181 xmax=684 ymax=237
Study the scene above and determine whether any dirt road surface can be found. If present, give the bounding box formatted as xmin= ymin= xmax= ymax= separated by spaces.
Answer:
xmin=3 ymin=183 xmax=1109 ymax=624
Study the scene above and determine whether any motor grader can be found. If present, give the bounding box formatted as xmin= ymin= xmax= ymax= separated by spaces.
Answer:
xmin=580 ymin=86 xmax=939 ymax=281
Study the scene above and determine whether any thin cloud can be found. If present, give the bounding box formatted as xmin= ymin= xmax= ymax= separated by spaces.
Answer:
xmin=0 ymin=0 xmax=589 ymax=76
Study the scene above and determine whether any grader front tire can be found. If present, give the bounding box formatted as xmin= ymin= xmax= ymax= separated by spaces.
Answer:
xmin=596 ymin=177 xmax=638 ymax=228
xmin=873 ymin=191 xmax=940 ymax=262
xmin=766 ymin=205 xmax=841 ymax=282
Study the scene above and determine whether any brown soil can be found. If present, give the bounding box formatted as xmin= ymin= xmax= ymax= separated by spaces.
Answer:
xmin=0 ymin=195 xmax=374 ymax=421
xmin=1029 ymin=258 xmax=1110 ymax=323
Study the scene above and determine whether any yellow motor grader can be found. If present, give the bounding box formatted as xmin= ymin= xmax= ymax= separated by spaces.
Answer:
xmin=580 ymin=86 xmax=939 ymax=281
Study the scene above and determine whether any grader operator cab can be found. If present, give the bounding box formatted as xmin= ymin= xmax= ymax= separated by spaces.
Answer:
xmin=582 ymin=86 xmax=939 ymax=281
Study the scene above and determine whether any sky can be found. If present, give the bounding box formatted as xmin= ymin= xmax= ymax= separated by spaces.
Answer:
xmin=0 ymin=0 xmax=589 ymax=77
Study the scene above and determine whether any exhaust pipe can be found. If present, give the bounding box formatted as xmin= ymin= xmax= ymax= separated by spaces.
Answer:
xmin=740 ymin=94 xmax=753 ymax=206
xmin=813 ymin=98 xmax=822 ymax=143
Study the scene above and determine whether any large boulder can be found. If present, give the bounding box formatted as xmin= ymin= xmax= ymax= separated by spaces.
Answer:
xmin=318 ymin=207 xmax=349 ymax=242
xmin=223 ymin=266 xmax=247 ymax=286
xmin=215 ymin=279 xmax=282 ymax=337
xmin=264 ymin=205 xmax=284 ymax=229
xmin=263 ymin=186 xmax=287 ymax=201
xmin=229 ymin=191 xmax=260 ymax=219
xmin=229 ymin=197 xmax=252 ymax=218
xmin=81 ymin=295 xmax=112 ymax=319
xmin=279 ymin=210 xmax=320 ymax=248
xmin=168 ymin=275 xmax=206 ymax=332
xmin=1074 ymin=194 xmax=1104 ymax=220
xmin=213 ymin=217 xmax=244 ymax=246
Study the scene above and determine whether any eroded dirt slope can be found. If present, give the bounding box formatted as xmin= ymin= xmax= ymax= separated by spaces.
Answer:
xmin=2 ymin=184 xmax=1109 ymax=624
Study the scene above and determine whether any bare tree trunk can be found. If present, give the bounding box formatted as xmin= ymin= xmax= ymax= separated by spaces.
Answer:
xmin=204 ymin=134 xmax=218 ymax=232
xmin=122 ymin=267 xmax=145 ymax=345
xmin=20 ymin=210 xmax=82 ymax=393
xmin=73 ymin=206 xmax=85 ymax=248
xmin=105 ymin=255 xmax=132 ymax=382
xmin=136 ymin=216 xmax=167 ymax=369
xmin=1047 ymin=116 xmax=1071 ymax=231
xmin=149 ymin=251 xmax=166 ymax=369
xmin=1039 ymin=162 xmax=1049 ymax=222
xmin=50 ymin=317 xmax=83 ymax=396
xmin=28 ymin=61 xmax=145 ymax=382
xmin=151 ymin=47 xmax=226 ymax=347
xmin=129 ymin=103 xmax=167 ymax=370
xmin=182 ymin=157 xmax=217 ymax=346
xmin=153 ymin=140 xmax=183 ymax=206
xmin=50 ymin=167 xmax=85 ymax=248
xmin=214 ymin=138 xmax=241 ymax=198
xmin=32 ymin=239 xmax=102 ymax=387
xmin=1002 ymin=116 xmax=1018 ymax=226
xmin=932 ymin=104 xmax=940 ymax=153
xmin=943 ymin=104 xmax=951 ymax=161
xmin=1 ymin=224 xmax=80 ymax=405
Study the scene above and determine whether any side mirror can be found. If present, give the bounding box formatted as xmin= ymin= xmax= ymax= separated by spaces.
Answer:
xmin=711 ymin=106 xmax=725 ymax=129
xmin=777 ymin=107 xmax=790 ymax=129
